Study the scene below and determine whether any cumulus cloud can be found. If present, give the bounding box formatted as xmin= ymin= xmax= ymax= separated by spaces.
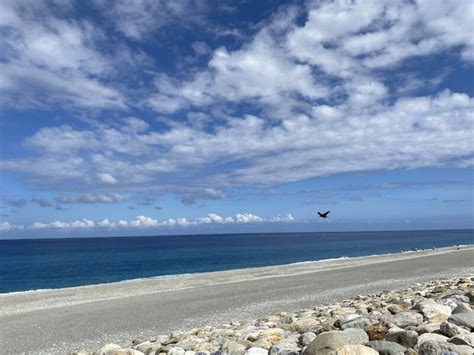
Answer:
xmin=0 ymin=222 xmax=14 ymax=231
xmin=97 ymin=173 xmax=118 ymax=184
xmin=0 ymin=212 xmax=293 ymax=231
xmin=30 ymin=219 xmax=95 ymax=229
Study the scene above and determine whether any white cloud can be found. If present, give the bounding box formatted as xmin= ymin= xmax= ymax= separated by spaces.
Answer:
xmin=204 ymin=188 xmax=225 ymax=198
xmin=94 ymin=0 xmax=209 ymax=40
xmin=3 ymin=212 xmax=293 ymax=232
xmin=1 ymin=90 xmax=473 ymax=190
xmin=0 ymin=222 xmax=13 ymax=231
xmin=129 ymin=215 xmax=159 ymax=227
xmin=0 ymin=0 xmax=127 ymax=109
xmin=98 ymin=173 xmax=118 ymax=184
xmin=31 ymin=222 xmax=49 ymax=229
xmin=270 ymin=214 xmax=295 ymax=222
xmin=26 ymin=125 xmax=98 ymax=153
xmin=30 ymin=219 xmax=95 ymax=229
xmin=0 ymin=0 xmax=473 ymax=202
xmin=234 ymin=213 xmax=263 ymax=223
xmin=56 ymin=193 xmax=126 ymax=204
xmin=148 ymin=29 xmax=328 ymax=116
xmin=98 ymin=218 xmax=113 ymax=227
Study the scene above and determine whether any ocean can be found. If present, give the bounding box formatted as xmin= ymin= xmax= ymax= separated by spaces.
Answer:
xmin=0 ymin=229 xmax=472 ymax=293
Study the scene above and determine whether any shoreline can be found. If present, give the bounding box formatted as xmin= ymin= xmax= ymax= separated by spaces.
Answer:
xmin=1 ymin=244 xmax=472 ymax=299
xmin=1 ymin=246 xmax=473 ymax=354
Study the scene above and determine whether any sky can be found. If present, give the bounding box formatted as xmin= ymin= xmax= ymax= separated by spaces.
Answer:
xmin=0 ymin=0 xmax=473 ymax=238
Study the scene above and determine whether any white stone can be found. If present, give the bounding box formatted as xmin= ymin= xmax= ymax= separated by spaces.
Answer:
xmin=245 ymin=347 xmax=269 ymax=355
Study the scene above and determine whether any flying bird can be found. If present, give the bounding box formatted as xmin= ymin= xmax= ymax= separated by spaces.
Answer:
xmin=317 ymin=211 xmax=330 ymax=218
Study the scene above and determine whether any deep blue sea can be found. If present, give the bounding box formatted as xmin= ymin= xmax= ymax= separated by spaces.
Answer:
xmin=0 ymin=229 xmax=472 ymax=293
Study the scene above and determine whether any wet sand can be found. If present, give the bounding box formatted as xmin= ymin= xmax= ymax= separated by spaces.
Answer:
xmin=1 ymin=246 xmax=473 ymax=354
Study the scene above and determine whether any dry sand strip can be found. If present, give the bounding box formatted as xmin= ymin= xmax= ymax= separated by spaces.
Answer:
xmin=0 ymin=246 xmax=473 ymax=354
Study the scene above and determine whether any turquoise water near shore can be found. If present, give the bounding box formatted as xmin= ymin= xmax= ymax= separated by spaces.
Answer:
xmin=0 ymin=229 xmax=472 ymax=293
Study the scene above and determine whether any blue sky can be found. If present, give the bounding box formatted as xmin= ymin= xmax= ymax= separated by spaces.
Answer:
xmin=0 ymin=0 xmax=473 ymax=238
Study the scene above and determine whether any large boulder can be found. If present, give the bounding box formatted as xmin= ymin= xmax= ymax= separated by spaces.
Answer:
xmin=390 ymin=311 xmax=423 ymax=328
xmin=251 ymin=335 xmax=284 ymax=350
xmin=439 ymin=321 xmax=470 ymax=337
xmin=299 ymin=332 xmax=317 ymax=347
xmin=453 ymin=303 xmax=472 ymax=314
xmin=365 ymin=323 xmax=389 ymax=341
xmin=341 ymin=318 xmax=372 ymax=330
xmin=417 ymin=341 xmax=474 ymax=355
xmin=338 ymin=314 xmax=364 ymax=327
xmin=303 ymin=331 xmax=349 ymax=355
xmin=293 ymin=317 xmax=321 ymax=333
xmin=385 ymin=330 xmax=418 ymax=348
xmin=448 ymin=332 xmax=474 ymax=347
xmin=416 ymin=332 xmax=448 ymax=347
xmin=415 ymin=322 xmax=440 ymax=334
xmin=412 ymin=299 xmax=451 ymax=322
xmin=448 ymin=311 xmax=474 ymax=330
xmin=366 ymin=340 xmax=407 ymax=355
xmin=222 ymin=340 xmax=247 ymax=353
xmin=342 ymin=329 xmax=369 ymax=345
xmin=269 ymin=340 xmax=300 ymax=355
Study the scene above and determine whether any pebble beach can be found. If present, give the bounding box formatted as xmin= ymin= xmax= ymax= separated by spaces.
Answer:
xmin=1 ymin=246 xmax=473 ymax=354
xmin=77 ymin=275 xmax=474 ymax=355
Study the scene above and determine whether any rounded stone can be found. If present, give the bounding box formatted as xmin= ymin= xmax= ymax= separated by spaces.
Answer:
xmin=293 ymin=317 xmax=321 ymax=333
xmin=97 ymin=344 xmax=122 ymax=355
xmin=385 ymin=330 xmax=418 ymax=348
xmin=366 ymin=340 xmax=407 ymax=355
xmin=168 ymin=347 xmax=186 ymax=355
xmin=448 ymin=311 xmax=474 ymax=330
xmin=448 ymin=332 xmax=474 ymax=346
xmin=417 ymin=340 xmax=474 ymax=355
xmin=303 ymin=331 xmax=349 ymax=355
xmin=439 ymin=321 xmax=469 ymax=337
xmin=342 ymin=328 xmax=369 ymax=345
xmin=222 ymin=340 xmax=247 ymax=353
xmin=365 ymin=323 xmax=389 ymax=341
xmin=334 ymin=345 xmax=379 ymax=355
xmin=413 ymin=299 xmax=452 ymax=322
xmin=341 ymin=318 xmax=371 ymax=330
xmin=299 ymin=332 xmax=317 ymax=347
xmin=390 ymin=311 xmax=424 ymax=328
xmin=416 ymin=332 xmax=448 ymax=347
xmin=453 ymin=303 xmax=472 ymax=314
xmin=245 ymin=347 xmax=269 ymax=355
xmin=269 ymin=341 xmax=300 ymax=355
